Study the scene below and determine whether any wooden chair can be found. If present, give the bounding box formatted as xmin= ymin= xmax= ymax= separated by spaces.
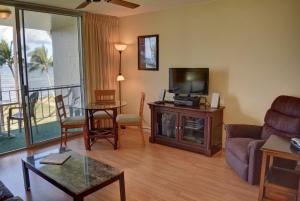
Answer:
xmin=55 ymin=95 xmax=86 ymax=147
xmin=95 ymin=90 xmax=116 ymax=104
xmin=94 ymin=90 xmax=115 ymax=123
xmin=7 ymin=91 xmax=39 ymax=136
xmin=116 ymin=92 xmax=145 ymax=146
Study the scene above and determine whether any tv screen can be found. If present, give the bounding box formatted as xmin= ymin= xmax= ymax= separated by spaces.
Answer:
xmin=169 ymin=68 xmax=209 ymax=95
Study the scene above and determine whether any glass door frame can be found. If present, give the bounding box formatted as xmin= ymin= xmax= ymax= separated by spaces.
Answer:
xmin=155 ymin=108 xmax=178 ymax=141
xmin=12 ymin=3 xmax=84 ymax=148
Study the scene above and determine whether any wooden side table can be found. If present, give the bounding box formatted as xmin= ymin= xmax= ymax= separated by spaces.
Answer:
xmin=259 ymin=135 xmax=300 ymax=201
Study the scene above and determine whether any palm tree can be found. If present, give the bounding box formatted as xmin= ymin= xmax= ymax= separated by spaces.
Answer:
xmin=0 ymin=40 xmax=19 ymax=130
xmin=0 ymin=40 xmax=20 ymax=102
xmin=0 ymin=40 xmax=15 ymax=78
xmin=28 ymin=45 xmax=53 ymax=87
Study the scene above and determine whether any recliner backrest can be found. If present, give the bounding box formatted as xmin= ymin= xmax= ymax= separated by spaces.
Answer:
xmin=261 ymin=95 xmax=300 ymax=140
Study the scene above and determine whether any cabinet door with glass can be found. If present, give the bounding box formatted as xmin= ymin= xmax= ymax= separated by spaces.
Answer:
xmin=155 ymin=109 xmax=178 ymax=140
xmin=179 ymin=113 xmax=207 ymax=147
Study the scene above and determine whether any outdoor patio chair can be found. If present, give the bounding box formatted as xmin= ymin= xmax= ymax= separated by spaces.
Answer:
xmin=55 ymin=95 xmax=86 ymax=147
xmin=7 ymin=92 xmax=39 ymax=137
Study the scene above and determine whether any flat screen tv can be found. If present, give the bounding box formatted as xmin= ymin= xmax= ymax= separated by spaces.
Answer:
xmin=169 ymin=68 xmax=209 ymax=95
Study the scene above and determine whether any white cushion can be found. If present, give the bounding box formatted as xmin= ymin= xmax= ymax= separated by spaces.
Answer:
xmin=116 ymin=114 xmax=141 ymax=124
xmin=94 ymin=110 xmax=113 ymax=119
xmin=62 ymin=116 xmax=85 ymax=126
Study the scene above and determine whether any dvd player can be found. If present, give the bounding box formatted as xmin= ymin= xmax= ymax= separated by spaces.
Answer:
xmin=174 ymin=96 xmax=200 ymax=107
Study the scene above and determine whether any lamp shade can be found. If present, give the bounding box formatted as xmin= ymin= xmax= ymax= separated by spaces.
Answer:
xmin=117 ymin=74 xmax=125 ymax=81
xmin=0 ymin=9 xmax=11 ymax=19
xmin=114 ymin=44 xmax=127 ymax=52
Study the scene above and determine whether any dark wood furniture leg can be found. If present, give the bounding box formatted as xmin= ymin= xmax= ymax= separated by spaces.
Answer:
xmin=258 ymin=152 xmax=268 ymax=201
xmin=83 ymin=125 xmax=90 ymax=151
xmin=296 ymin=179 xmax=300 ymax=201
xmin=90 ymin=109 xmax=97 ymax=145
xmin=119 ymin=172 xmax=126 ymax=201
xmin=90 ymin=109 xmax=95 ymax=130
xmin=22 ymin=160 xmax=30 ymax=191
xmin=84 ymin=109 xmax=91 ymax=150
xmin=113 ymin=108 xmax=118 ymax=150
xmin=74 ymin=196 xmax=84 ymax=201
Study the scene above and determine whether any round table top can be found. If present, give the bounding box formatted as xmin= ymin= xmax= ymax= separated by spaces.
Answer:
xmin=81 ymin=101 xmax=127 ymax=110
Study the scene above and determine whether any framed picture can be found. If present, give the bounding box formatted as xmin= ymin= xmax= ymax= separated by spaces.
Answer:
xmin=138 ymin=35 xmax=159 ymax=71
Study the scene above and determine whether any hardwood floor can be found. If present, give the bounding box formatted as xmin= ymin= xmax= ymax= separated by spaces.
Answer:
xmin=0 ymin=128 xmax=258 ymax=201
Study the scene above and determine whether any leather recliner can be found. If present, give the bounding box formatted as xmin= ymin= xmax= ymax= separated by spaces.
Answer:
xmin=225 ymin=95 xmax=300 ymax=185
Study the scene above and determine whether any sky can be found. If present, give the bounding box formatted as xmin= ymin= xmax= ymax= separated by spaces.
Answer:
xmin=0 ymin=25 xmax=53 ymax=57
xmin=0 ymin=25 xmax=12 ymax=41
xmin=0 ymin=25 xmax=54 ymax=90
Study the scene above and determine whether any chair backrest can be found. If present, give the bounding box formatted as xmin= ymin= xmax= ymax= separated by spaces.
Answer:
xmin=94 ymin=90 xmax=115 ymax=104
xmin=261 ymin=95 xmax=300 ymax=139
xmin=29 ymin=92 xmax=39 ymax=117
xmin=139 ymin=92 xmax=146 ymax=117
xmin=55 ymin=95 xmax=67 ymax=124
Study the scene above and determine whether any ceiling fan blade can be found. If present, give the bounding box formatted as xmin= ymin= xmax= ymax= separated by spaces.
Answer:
xmin=107 ymin=0 xmax=140 ymax=9
xmin=76 ymin=1 xmax=91 ymax=9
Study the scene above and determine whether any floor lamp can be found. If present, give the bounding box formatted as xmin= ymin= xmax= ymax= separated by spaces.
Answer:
xmin=115 ymin=43 xmax=127 ymax=114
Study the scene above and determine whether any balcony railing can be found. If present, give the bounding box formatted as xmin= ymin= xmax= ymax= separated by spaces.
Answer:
xmin=29 ymin=84 xmax=82 ymax=118
xmin=0 ymin=84 xmax=82 ymax=132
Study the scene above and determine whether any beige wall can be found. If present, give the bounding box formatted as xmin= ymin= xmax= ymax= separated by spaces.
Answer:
xmin=119 ymin=0 xmax=300 ymax=134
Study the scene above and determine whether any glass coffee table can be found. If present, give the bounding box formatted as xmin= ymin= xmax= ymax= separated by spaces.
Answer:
xmin=22 ymin=149 xmax=126 ymax=201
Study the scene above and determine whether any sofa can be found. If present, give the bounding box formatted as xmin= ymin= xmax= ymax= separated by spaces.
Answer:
xmin=225 ymin=95 xmax=300 ymax=185
xmin=0 ymin=181 xmax=22 ymax=201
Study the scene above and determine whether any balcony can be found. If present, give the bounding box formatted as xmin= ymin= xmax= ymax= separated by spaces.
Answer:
xmin=0 ymin=84 xmax=82 ymax=154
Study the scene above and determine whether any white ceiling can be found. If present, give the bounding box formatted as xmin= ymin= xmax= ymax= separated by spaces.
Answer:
xmin=17 ymin=0 xmax=210 ymax=17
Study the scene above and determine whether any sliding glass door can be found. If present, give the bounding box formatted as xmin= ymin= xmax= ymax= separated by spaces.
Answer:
xmin=0 ymin=6 xmax=26 ymax=153
xmin=18 ymin=10 xmax=83 ymax=144
xmin=0 ymin=3 xmax=83 ymax=154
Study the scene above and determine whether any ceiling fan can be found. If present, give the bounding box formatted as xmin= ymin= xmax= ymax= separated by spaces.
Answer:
xmin=76 ymin=0 xmax=140 ymax=9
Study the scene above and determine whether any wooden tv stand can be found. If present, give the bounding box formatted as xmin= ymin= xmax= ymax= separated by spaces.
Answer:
xmin=148 ymin=102 xmax=224 ymax=156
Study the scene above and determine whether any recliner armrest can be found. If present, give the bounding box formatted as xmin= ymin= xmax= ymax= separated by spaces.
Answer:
xmin=225 ymin=124 xmax=262 ymax=139
xmin=247 ymin=139 xmax=266 ymax=184
xmin=248 ymin=139 xmax=265 ymax=152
